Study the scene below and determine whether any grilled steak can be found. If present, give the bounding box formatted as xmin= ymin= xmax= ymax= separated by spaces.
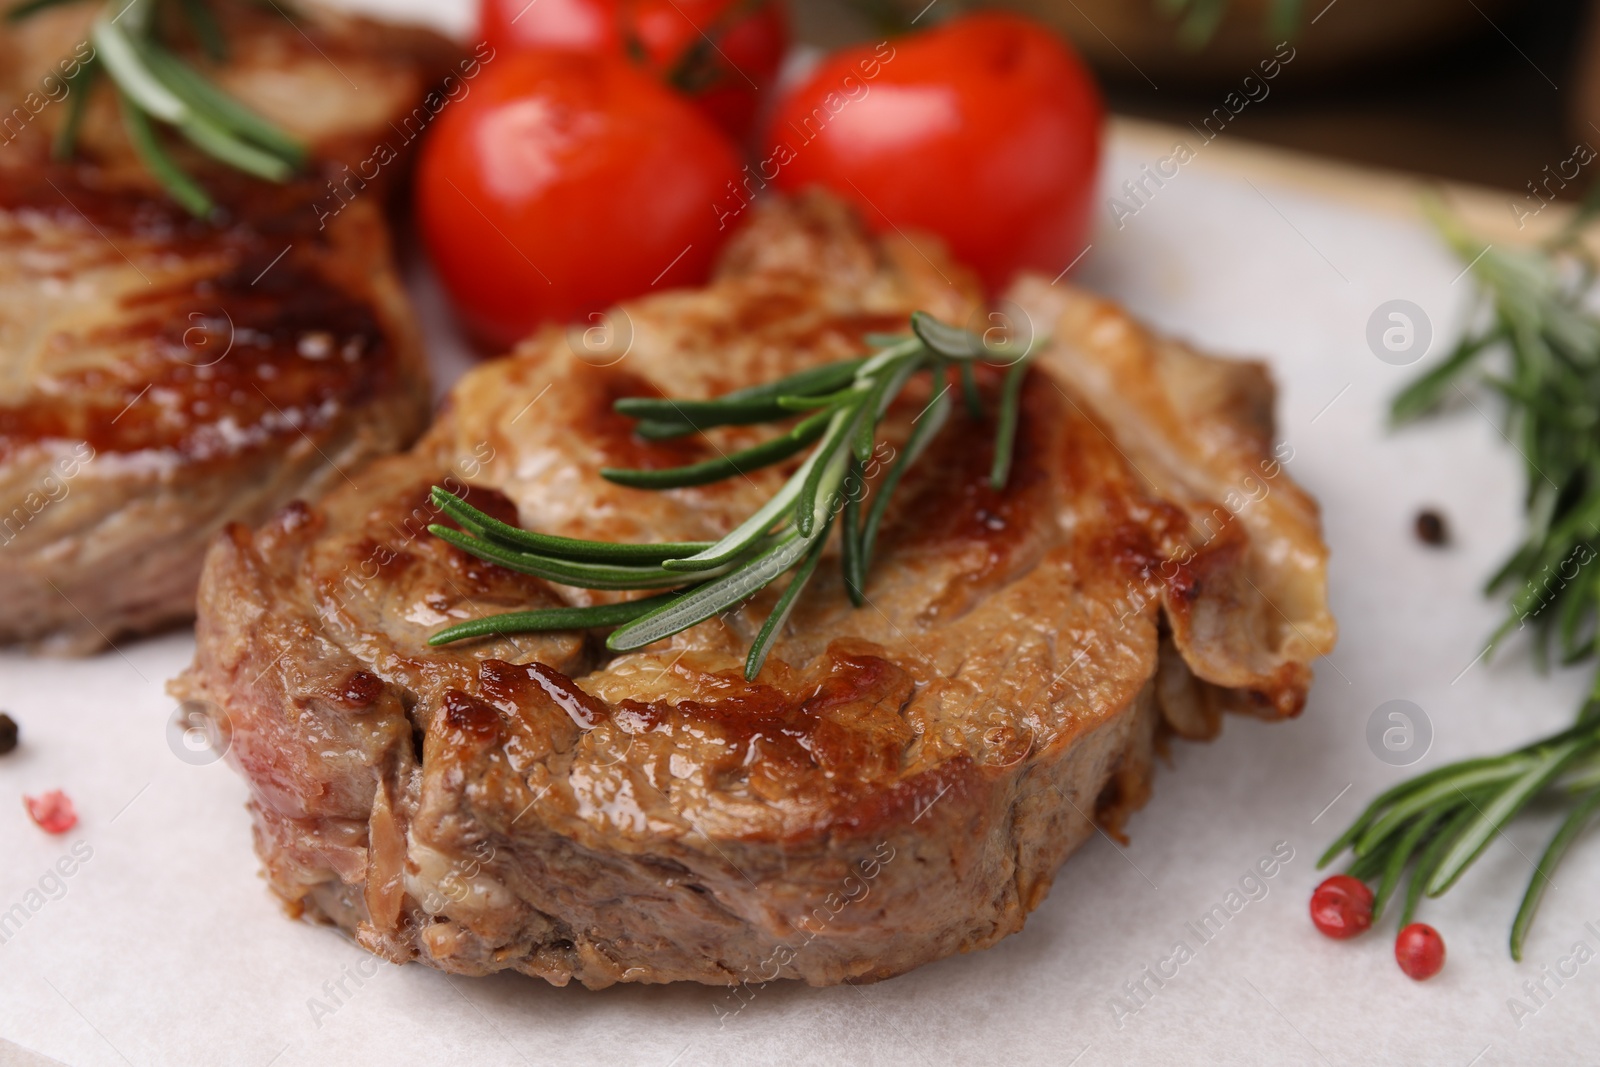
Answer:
xmin=174 ymin=193 xmax=1336 ymax=988
xmin=0 ymin=2 xmax=459 ymax=651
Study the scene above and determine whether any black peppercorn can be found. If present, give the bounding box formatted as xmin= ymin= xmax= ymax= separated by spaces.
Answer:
xmin=1415 ymin=509 xmax=1448 ymax=547
xmin=0 ymin=713 xmax=17 ymax=755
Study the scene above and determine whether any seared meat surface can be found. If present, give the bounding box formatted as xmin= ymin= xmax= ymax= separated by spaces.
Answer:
xmin=175 ymin=194 xmax=1335 ymax=987
xmin=0 ymin=2 xmax=457 ymax=651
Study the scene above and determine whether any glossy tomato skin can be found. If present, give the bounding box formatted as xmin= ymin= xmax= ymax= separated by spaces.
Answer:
xmin=478 ymin=0 xmax=789 ymax=139
xmin=763 ymin=12 xmax=1102 ymax=292
xmin=416 ymin=51 xmax=743 ymax=350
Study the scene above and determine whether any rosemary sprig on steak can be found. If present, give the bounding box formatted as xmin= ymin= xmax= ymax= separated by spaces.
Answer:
xmin=427 ymin=311 xmax=1037 ymax=680
xmin=9 ymin=0 xmax=307 ymax=217
xmin=1320 ymin=198 xmax=1600 ymax=959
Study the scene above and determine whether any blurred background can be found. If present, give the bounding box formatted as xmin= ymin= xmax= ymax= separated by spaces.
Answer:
xmin=793 ymin=0 xmax=1596 ymax=199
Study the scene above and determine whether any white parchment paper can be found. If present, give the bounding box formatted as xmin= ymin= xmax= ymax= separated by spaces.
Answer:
xmin=2 ymin=6 xmax=1598 ymax=1063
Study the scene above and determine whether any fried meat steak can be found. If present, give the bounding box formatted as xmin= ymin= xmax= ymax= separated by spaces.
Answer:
xmin=0 ymin=2 xmax=459 ymax=650
xmin=175 ymin=194 xmax=1336 ymax=988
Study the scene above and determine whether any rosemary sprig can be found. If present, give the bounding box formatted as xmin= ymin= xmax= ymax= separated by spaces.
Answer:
xmin=427 ymin=313 xmax=1039 ymax=679
xmin=1321 ymin=198 xmax=1600 ymax=959
xmin=11 ymin=0 xmax=306 ymax=217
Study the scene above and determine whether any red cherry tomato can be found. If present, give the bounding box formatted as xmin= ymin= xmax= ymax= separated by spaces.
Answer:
xmin=416 ymin=51 xmax=744 ymax=350
xmin=479 ymin=0 xmax=789 ymax=139
xmin=1309 ymin=874 xmax=1373 ymax=939
xmin=1395 ymin=923 xmax=1445 ymax=980
xmin=762 ymin=12 xmax=1102 ymax=293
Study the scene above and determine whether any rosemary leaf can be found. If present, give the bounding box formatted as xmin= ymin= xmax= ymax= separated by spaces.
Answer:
xmin=608 ymin=530 xmax=814 ymax=651
xmin=990 ymin=357 xmax=1030 ymax=490
xmin=852 ymin=353 xmax=921 ymax=462
xmin=613 ymin=358 xmax=866 ymax=435
xmin=431 ymin=488 xmax=710 ymax=563
xmin=745 ymin=516 xmax=834 ymax=680
xmin=177 ymin=0 xmax=225 ymax=61
xmin=117 ymin=90 xmax=212 ymax=217
xmin=860 ymin=383 xmax=952 ymax=576
xmin=1317 ymin=754 xmax=1525 ymax=869
xmin=142 ymin=41 xmax=305 ymax=163
xmin=427 ymin=592 xmax=683 ymax=646
xmin=1425 ymin=738 xmax=1588 ymax=896
xmin=854 ymin=336 xmax=924 ymax=378
xmin=51 ymin=55 xmax=98 ymax=161
xmin=661 ymin=461 xmax=814 ymax=571
xmin=1353 ymin=761 xmax=1535 ymax=857
xmin=841 ymin=457 xmax=865 ymax=607
xmin=959 ymin=361 xmax=983 ymax=420
xmin=430 ymin=525 xmax=728 ymax=590
xmin=794 ymin=402 xmax=863 ymax=536
xmin=601 ymin=405 xmax=832 ymax=489
xmin=774 ymin=386 xmax=861 ymax=412
xmin=1511 ymin=787 xmax=1600 ymax=960
xmin=1400 ymin=801 xmax=1481 ymax=929
xmin=624 ymin=394 xmax=807 ymax=430
xmin=178 ymin=110 xmax=294 ymax=181
xmin=1372 ymin=812 xmax=1440 ymax=922
xmin=910 ymin=310 xmax=983 ymax=358
xmin=93 ymin=12 xmax=188 ymax=124
xmin=633 ymin=419 xmax=703 ymax=441
xmin=1389 ymin=328 xmax=1503 ymax=425
xmin=1345 ymin=841 xmax=1392 ymax=884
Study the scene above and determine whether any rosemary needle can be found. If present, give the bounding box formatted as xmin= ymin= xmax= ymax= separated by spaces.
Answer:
xmin=427 ymin=592 xmax=683 ymax=646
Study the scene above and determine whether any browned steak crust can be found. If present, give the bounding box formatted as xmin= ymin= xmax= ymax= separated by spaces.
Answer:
xmin=174 ymin=194 xmax=1336 ymax=988
xmin=0 ymin=2 xmax=458 ymax=651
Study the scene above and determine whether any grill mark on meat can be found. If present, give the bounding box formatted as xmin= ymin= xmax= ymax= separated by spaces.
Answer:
xmin=0 ymin=169 xmax=396 ymax=464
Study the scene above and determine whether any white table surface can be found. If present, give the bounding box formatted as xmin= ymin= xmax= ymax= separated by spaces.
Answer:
xmin=3 ymin=4 xmax=1598 ymax=1064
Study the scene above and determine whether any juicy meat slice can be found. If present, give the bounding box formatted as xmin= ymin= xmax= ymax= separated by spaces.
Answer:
xmin=174 ymin=193 xmax=1336 ymax=988
xmin=0 ymin=2 xmax=460 ymax=651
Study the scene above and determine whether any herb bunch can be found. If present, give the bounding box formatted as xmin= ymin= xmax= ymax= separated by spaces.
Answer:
xmin=1320 ymin=198 xmax=1600 ymax=959
xmin=427 ymin=311 xmax=1036 ymax=680
xmin=9 ymin=0 xmax=306 ymax=217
